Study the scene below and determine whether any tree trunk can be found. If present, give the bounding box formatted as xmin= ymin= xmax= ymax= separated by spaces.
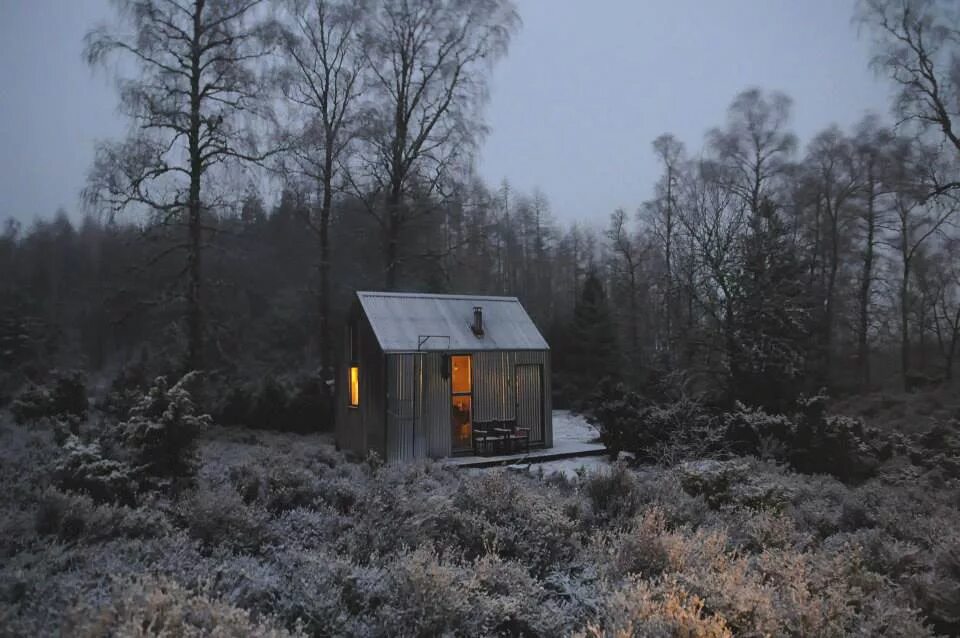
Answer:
xmin=186 ymin=0 xmax=204 ymax=372
xmin=628 ymin=268 xmax=639 ymax=371
xmin=946 ymin=307 xmax=960 ymax=381
xmin=901 ymin=259 xmax=911 ymax=391
xmin=723 ymin=299 xmax=738 ymax=407
xmin=858 ymin=169 xmax=876 ymax=387
xmin=823 ymin=201 xmax=840 ymax=382
xmin=664 ymin=164 xmax=674 ymax=364
xmin=384 ymin=184 xmax=402 ymax=290
xmin=318 ymin=172 xmax=332 ymax=375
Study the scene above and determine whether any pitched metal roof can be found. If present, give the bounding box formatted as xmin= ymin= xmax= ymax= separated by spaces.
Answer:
xmin=356 ymin=291 xmax=549 ymax=352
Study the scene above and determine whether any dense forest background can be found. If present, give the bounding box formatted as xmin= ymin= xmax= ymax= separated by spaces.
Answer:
xmin=2 ymin=0 xmax=960 ymax=419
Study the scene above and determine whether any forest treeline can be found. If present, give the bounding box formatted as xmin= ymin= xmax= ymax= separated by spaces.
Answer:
xmin=3 ymin=0 xmax=960 ymax=414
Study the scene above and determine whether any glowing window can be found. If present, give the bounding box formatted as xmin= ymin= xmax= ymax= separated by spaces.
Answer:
xmin=451 ymin=355 xmax=471 ymax=394
xmin=349 ymin=366 xmax=359 ymax=407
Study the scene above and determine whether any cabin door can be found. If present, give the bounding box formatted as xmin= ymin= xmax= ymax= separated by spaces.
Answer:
xmin=515 ymin=364 xmax=544 ymax=444
xmin=450 ymin=355 xmax=473 ymax=453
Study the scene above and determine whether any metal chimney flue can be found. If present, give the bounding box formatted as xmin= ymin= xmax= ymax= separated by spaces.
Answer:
xmin=472 ymin=306 xmax=484 ymax=337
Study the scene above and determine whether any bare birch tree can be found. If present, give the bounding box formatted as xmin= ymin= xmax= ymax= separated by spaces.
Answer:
xmin=277 ymin=0 xmax=365 ymax=374
xmin=350 ymin=0 xmax=519 ymax=289
xmin=84 ymin=0 xmax=276 ymax=371
xmin=858 ymin=0 xmax=960 ymax=198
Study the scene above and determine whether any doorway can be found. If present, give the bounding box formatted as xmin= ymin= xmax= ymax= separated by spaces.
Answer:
xmin=515 ymin=364 xmax=544 ymax=444
xmin=450 ymin=355 xmax=472 ymax=453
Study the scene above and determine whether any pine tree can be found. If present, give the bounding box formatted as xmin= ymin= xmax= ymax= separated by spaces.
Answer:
xmin=566 ymin=273 xmax=621 ymax=384
xmin=729 ymin=199 xmax=814 ymax=410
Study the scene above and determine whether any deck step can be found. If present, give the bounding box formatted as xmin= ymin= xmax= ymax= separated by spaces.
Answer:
xmin=446 ymin=443 xmax=607 ymax=469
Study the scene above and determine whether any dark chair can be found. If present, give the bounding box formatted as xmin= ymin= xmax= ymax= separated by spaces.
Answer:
xmin=472 ymin=421 xmax=506 ymax=456
xmin=501 ymin=419 xmax=530 ymax=454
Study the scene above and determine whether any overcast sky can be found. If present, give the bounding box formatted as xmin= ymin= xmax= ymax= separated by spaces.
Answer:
xmin=0 ymin=0 xmax=892 ymax=227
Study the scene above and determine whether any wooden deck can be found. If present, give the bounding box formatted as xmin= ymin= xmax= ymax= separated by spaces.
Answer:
xmin=445 ymin=411 xmax=607 ymax=469
xmin=445 ymin=440 xmax=607 ymax=469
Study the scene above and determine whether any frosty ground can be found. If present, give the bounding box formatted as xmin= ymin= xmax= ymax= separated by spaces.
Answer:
xmin=2 ymin=382 xmax=959 ymax=637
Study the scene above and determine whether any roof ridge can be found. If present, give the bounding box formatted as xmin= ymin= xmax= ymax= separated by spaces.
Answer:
xmin=357 ymin=290 xmax=520 ymax=302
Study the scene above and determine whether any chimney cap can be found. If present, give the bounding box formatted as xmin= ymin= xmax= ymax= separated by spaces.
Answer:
xmin=471 ymin=306 xmax=484 ymax=337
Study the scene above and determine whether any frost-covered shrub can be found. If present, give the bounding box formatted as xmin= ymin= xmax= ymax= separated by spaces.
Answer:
xmin=586 ymin=515 xmax=934 ymax=638
xmin=677 ymin=459 xmax=750 ymax=507
xmin=452 ymin=472 xmax=580 ymax=575
xmin=53 ymin=435 xmax=138 ymax=505
xmin=97 ymin=359 xmax=151 ymax=418
xmin=4 ymin=399 xmax=956 ymax=635
xmin=10 ymin=369 xmax=87 ymax=424
xmin=580 ymin=579 xmax=732 ymax=638
xmin=181 ymin=484 xmax=271 ymax=554
xmin=33 ymin=488 xmax=172 ymax=543
xmin=723 ymin=402 xmax=795 ymax=455
xmin=582 ymin=463 xmax=643 ymax=526
xmin=589 ymin=382 xmax=725 ymax=464
xmin=722 ymin=395 xmax=894 ymax=482
xmin=229 ymin=463 xmax=264 ymax=504
xmin=911 ymin=539 xmax=960 ymax=634
xmin=342 ymin=547 xmax=579 ymax=637
xmin=602 ymin=507 xmax=688 ymax=578
xmin=216 ymin=373 xmax=331 ymax=433
xmin=262 ymin=466 xmax=320 ymax=514
xmin=369 ymin=547 xmax=479 ymax=635
xmin=121 ymin=372 xmax=210 ymax=479
xmin=732 ymin=508 xmax=800 ymax=552
xmin=63 ymin=576 xmax=298 ymax=637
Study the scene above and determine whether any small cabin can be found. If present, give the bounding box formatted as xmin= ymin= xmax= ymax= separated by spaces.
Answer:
xmin=335 ymin=291 xmax=552 ymax=462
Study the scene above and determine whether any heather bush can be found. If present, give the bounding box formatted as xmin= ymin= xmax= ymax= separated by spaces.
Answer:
xmin=582 ymin=463 xmax=644 ymax=525
xmin=2 ymin=404 xmax=955 ymax=635
xmin=580 ymin=579 xmax=732 ymax=638
xmin=181 ymin=483 xmax=272 ymax=554
xmin=33 ymin=488 xmax=173 ymax=543
xmin=452 ymin=471 xmax=580 ymax=575
xmin=10 ymin=369 xmax=87 ymax=424
xmin=913 ymin=539 xmax=960 ymax=634
xmin=63 ymin=576 xmax=298 ymax=637
xmin=262 ymin=466 xmax=321 ymax=514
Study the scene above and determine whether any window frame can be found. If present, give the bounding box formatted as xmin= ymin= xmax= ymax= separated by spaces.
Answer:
xmin=450 ymin=354 xmax=473 ymax=453
xmin=348 ymin=365 xmax=360 ymax=408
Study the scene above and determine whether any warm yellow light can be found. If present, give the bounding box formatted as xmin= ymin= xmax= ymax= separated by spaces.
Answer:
xmin=349 ymin=366 xmax=359 ymax=407
xmin=451 ymin=355 xmax=471 ymax=394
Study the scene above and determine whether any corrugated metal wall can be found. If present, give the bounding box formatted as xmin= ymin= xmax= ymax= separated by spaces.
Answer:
xmin=334 ymin=322 xmax=364 ymax=456
xmin=420 ymin=353 xmax=451 ymax=457
xmin=383 ymin=349 xmax=552 ymax=461
xmin=334 ymin=312 xmax=386 ymax=458
xmin=516 ymin=350 xmax=552 ymax=447
xmin=515 ymin=364 xmax=544 ymax=443
xmin=361 ymin=317 xmax=386 ymax=457
xmin=473 ymin=351 xmax=513 ymax=422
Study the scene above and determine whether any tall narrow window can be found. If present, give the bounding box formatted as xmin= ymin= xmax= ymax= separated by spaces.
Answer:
xmin=451 ymin=355 xmax=471 ymax=394
xmin=450 ymin=355 xmax=472 ymax=452
xmin=349 ymin=366 xmax=359 ymax=407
